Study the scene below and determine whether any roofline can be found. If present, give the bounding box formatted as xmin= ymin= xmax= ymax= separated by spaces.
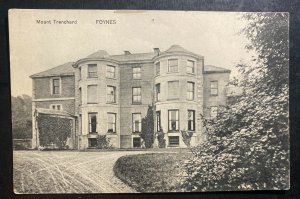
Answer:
xmin=152 ymin=52 xmax=203 ymax=61
xmin=30 ymin=72 xmax=75 ymax=78
xmin=73 ymin=58 xmax=119 ymax=67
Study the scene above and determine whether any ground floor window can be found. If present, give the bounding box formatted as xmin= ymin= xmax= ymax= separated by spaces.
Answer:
xmin=88 ymin=113 xmax=97 ymax=133
xmin=107 ymin=113 xmax=116 ymax=133
xmin=88 ymin=138 xmax=97 ymax=148
xmin=133 ymin=137 xmax=141 ymax=148
xmin=168 ymin=109 xmax=179 ymax=131
xmin=169 ymin=136 xmax=179 ymax=146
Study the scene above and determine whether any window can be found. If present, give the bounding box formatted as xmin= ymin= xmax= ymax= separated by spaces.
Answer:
xmin=211 ymin=106 xmax=218 ymax=118
xmin=187 ymin=60 xmax=195 ymax=74
xmin=132 ymin=87 xmax=141 ymax=103
xmin=79 ymin=67 xmax=81 ymax=79
xmin=52 ymin=78 xmax=60 ymax=94
xmin=187 ymin=82 xmax=195 ymax=100
xmin=107 ymin=113 xmax=116 ymax=133
xmin=106 ymin=65 xmax=115 ymax=78
xmin=169 ymin=136 xmax=179 ymax=146
xmin=168 ymin=59 xmax=178 ymax=72
xmin=88 ymin=113 xmax=97 ymax=133
xmin=88 ymin=64 xmax=97 ymax=78
xmin=87 ymin=85 xmax=97 ymax=104
xmin=50 ymin=104 xmax=62 ymax=110
xmin=156 ymin=83 xmax=161 ymax=101
xmin=132 ymin=113 xmax=142 ymax=133
xmin=210 ymin=81 xmax=218 ymax=95
xmin=156 ymin=62 xmax=160 ymax=75
xmin=88 ymin=138 xmax=97 ymax=147
xmin=188 ymin=110 xmax=195 ymax=131
xmin=133 ymin=67 xmax=141 ymax=79
xmin=168 ymin=110 xmax=179 ymax=131
xmin=156 ymin=111 xmax=161 ymax=132
xmin=107 ymin=86 xmax=116 ymax=103
xmin=79 ymin=88 xmax=82 ymax=105
xmin=168 ymin=81 xmax=179 ymax=100
xmin=133 ymin=137 xmax=141 ymax=148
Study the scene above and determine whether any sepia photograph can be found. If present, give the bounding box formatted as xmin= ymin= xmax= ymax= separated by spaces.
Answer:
xmin=9 ymin=9 xmax=289 ymax=193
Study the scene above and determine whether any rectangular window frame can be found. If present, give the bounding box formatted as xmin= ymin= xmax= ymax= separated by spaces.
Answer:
xmin=132 ymin=67 xmax=141 ymax=79
xmin=50 ymin=104 xmax=62 ymax=111
xmin=132 ymin=87 xmax=142 ymax=104
xmin=188 ymin=110 xmax=195 ymax=131
xmin=168 ymin=59 xmax=178 ymax=73
xmin=156 ymin=62 xmax=160 ymax=76
xmin=88 ymin=64 xmax=98 ymax=78
xmin=168 ymin=109 xmax=179 ymax=132
xmin=88 ymin=138 xmax=97 ymax=148
xmin=51 ymin=77 xmax=61 ymax=95
xmin=187 ymin=60 xmax=195 ymax=74
xmin=169 ymin=136 xmax=179 ymax=146
xmin=156 ymin=83 xmax=161 ymax=102
xmin=132 ymin=113 xmax=142 ymax=133
xmin=156 ymin=111 xmax=161 ymax=132
xmin=106 ymin=65 xmax=116 ymax=79
xmin=106 ymin=85 xmax=116 ymax=103
xmin=107 ymin=113 xmax=116 ymax=134
xmin=187 ymin=82 xmax=195 ymax=100
xmin=210 ymin=81 xmax=218 ymax=96
xmin=88 ymin=112 xmax=97 ymax=133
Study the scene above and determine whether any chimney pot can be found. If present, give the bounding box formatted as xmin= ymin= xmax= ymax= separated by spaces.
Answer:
xmin=153 ymin=48 xmax=160 ymax=54
xmin=124 ymin=51 xmax=131 ymax=55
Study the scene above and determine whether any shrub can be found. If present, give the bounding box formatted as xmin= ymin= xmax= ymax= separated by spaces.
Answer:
xmin=96 ymin=135 xmax=112 ymax=149
xmin=140 ymin=105 xmax=154 ymax=148
xmin=181 ymin=130 xmax=193 ymax=147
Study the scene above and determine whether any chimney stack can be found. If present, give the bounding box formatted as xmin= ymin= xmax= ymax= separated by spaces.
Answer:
xmin=153 ymin=48 xmax=160 ymax=55
xmin=124 ymin=51 xmax=131 ymax=55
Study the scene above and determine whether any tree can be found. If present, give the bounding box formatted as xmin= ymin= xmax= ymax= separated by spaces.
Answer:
xmin=140 ymin=105 xmax=154 ymax=148
xmin=11 ymin=95 xmax=32 ymax=139
xmin=181 ymin=13 xmax=289 ymax=191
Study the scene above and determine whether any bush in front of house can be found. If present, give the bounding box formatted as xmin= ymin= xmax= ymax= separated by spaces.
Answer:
xmin=96 ymin=135 xmax=113 ymax=149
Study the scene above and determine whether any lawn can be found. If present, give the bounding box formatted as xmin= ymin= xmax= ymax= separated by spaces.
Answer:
xmin=113 ymin=152 xmax=193 ymax=192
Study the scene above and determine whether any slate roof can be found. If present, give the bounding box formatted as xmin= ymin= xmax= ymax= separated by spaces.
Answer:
xmin=204 ymin=65 xmax=231 ymax=74
xmin=110 ymin=52 xmax=156 ymax=62
xmin=30 ymin=62 xmax=75 ymax=78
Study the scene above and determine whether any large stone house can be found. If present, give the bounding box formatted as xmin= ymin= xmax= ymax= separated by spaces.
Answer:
xmin=30 ymin=45 xmax=230 ymax=149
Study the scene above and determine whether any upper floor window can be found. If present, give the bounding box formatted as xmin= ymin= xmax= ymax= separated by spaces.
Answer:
xmin=88 ymin=64 xmax=97 ymax=78
xmin=132 ymin=113 xmax=142 ymax=133
xmin=106 ymin=65 xmax=115 ymax=78
xmin=133 ymin=67 xmax=141 ymax=79
xmin=168 ymin=109 xmax=179 ymax=131
xmin=107 ymin=113 xmax=116 ymax=133
xmin=107 ymin=86 xmax=116 ymax=103
xmin=188 ymin=110 xmax=195 ymax=131
xmin=87 ymin=85 xmax=97 ymax=104
xmin=156 ymin=83 xmax=161 ymax=101
xmin=187 ymin=60 xmax=195 ymax=74
xmin=210 ymin=106 xmax=218 ymax=118
xmin=88 ymin=113 xmax=97 ymax=133
xmin=79 ymin=88 xmax=82 ymax=105
xmin=168 ymin=81 xmax=179 ymax=100
xmin=132 ymin=87 xmax=141 ymax=104
xmin=50 ymin=104 xmax=62 ymax=111
xmin=79 ymin=67 xmax=82 ymax=80
xmin=156 ymin=111 xmax=161 ymax=132
xmin=187 ymin=82 xmax=195 ymax=100
xmin=156 ymin=62 xmax=160 ymax=76
xmin=210 ymin=81 xmax=218 ymax=95
xmin=52 ymin=78 xmax=60 ymax=95
xmin=168 ymin=59 xmax=178 ymax=73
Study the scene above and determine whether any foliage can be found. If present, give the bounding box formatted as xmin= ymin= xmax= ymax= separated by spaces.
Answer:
xmin=157 ymin=127 xmax=166 ymax=148
xmin=114 ymin=153 xmax=192 ymax=192
xmin=11 ymin=95 xmax=32 ymax=139
xmin=96 ymin=135 xmax=112 ymax=149
xmin=181 ymin=130 xmax=193 ymax=147
xmin=37 ymin=114 xmax=72 ymax=149
xmin=140 ymin=105 xmax=154 ymax=148
xmin=181 ymin=13 xmax=289 ymax=191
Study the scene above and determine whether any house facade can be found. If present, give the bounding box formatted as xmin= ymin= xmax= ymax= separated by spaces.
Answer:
xmin=30 ymin=45 xmax=230 ymax=149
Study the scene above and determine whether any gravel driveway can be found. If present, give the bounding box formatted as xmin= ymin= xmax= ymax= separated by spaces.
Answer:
xmin=13 ymin=150 xmax=149 ymax=194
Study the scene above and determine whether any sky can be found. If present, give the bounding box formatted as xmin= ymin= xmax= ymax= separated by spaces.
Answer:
xmin=9 ymin=9 xmax=254 ymax=97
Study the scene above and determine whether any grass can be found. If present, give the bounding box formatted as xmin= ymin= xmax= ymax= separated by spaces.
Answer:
xmin=113 ymin=152 xmax=193 ymax=192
